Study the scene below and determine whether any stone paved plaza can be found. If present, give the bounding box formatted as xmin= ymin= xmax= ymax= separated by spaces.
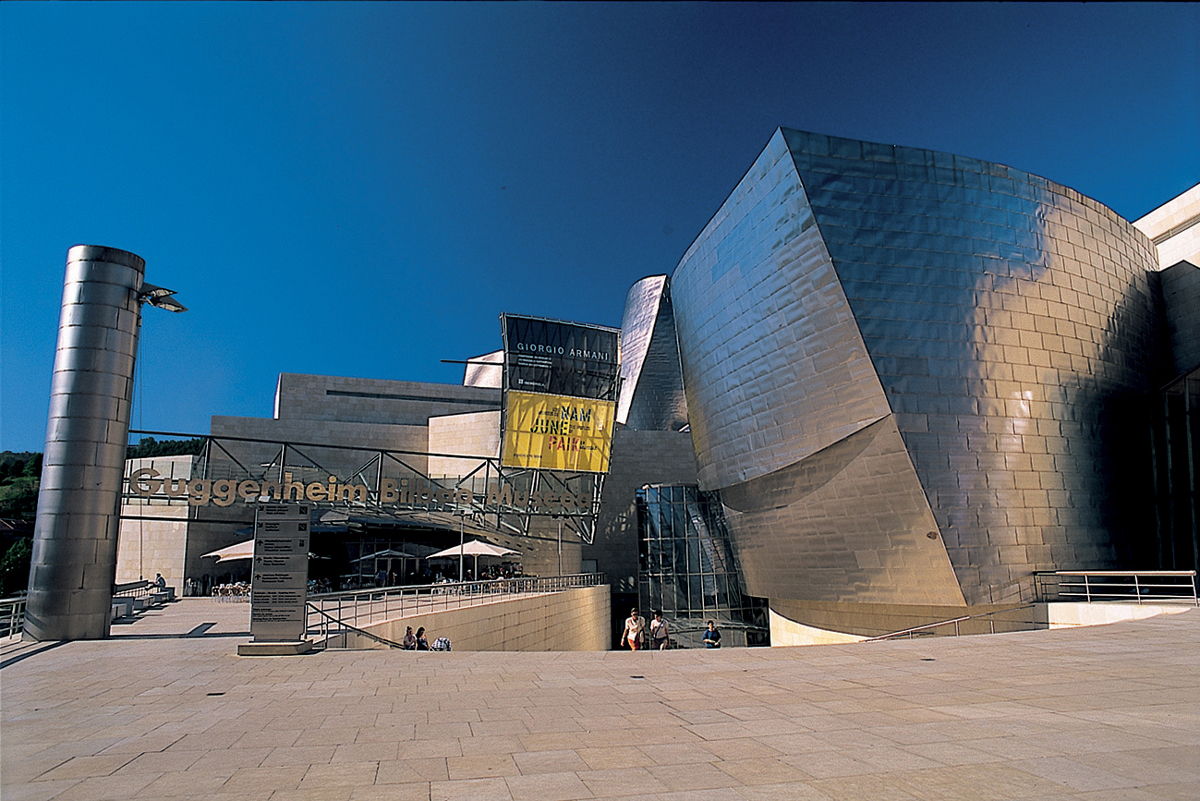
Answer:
xmin=2 ymin=599 xmax=1197 ymax=800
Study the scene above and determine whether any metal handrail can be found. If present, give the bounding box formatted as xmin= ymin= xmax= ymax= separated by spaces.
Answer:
xmin=306 ymin=573 xmax=605 ymax=648
xmin=0 ymin=595 xmax=26 ymax=639
xmin=1035 ymin=570 xmax=1198 ymax=606
xmin=305 ymin=603 xmax=407 ymax=650
xmin=864 ymin=604 xmax=1036 ymax=642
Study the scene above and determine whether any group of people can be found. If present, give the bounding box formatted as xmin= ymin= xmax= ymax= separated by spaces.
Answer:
xmin=212 ymin=581 xmax=251 ymax=601
xmin=400 ymin=625 xmax=452 ymax=651
xmin=402 ymin=626 xmax=429 ymax=650
xmin=371 ymin=563 xmax=524 ymax=588
xmin=620 ymin=609 xmax=722 ymax=650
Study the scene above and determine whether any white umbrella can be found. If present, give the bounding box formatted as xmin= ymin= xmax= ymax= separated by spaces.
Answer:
xmin=427 ymin=540 xmax=519 ymax=559
xmin=427 ymin=539 xmax=519 ymax=580
xmin=201 ymin=540 xmax=255 ymax=563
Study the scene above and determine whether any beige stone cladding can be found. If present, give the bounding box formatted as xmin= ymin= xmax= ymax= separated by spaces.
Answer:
xmin=116 ymin=456 xmax=194 ymax=587
xmin=1156 ymin=261 xmax=1200 ymax=375
xmin=770 ymin=598 xmax=1043 ymax=640
xmin=462 ymin=349 xmax=503 ymax=387
xmin=116 ymin=504 xmax=189 ymax=586
xmin=273 ymin=372 xmax=500 ymax=426
xmin=210 ymin=413 xmax=431 ymax=477
xmin=353 ymin=584 xmax=611 ymax=651
xmin=427 ymin=410 xmax=500 ymax=478
xmin=588 ymin=428 xmax=699 ymax=595
xmin=1134 ymin=182 xmax=1200 ymax=270
xmin=521 ymin=515 xmax=583 ymax=578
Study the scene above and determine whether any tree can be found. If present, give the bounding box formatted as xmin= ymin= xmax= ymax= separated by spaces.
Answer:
xmin=127 ymin=437 xmax=205 ymax=459
xmin=22 ymin=454 xmax=42 ymax=478
xmin=0 ymin=478 xmax=38 ymax=520
xmin=0 ymin=537 xmax=32 ymax=596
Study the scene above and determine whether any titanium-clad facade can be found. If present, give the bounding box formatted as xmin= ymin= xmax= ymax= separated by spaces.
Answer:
xmin=616 ymin=275 xmax=689 ymax=432
xmin=670 ymin=128 xmax=1168 ymax=609
xmin=27 ymin=246 xmax=147 ymax=640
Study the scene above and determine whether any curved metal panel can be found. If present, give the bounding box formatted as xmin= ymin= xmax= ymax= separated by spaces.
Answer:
xmin=722 ymin=417 xmax=964 ymax=606
xmin=617 ymin=275 xmax=689 ymax=431
xmin=671 ymin=129 xmax=1167 ymax=607
xmin=670 ymin=129 xmax=891 ymax=489
xmin=782 ymin=129 xmax=1165 ymax=603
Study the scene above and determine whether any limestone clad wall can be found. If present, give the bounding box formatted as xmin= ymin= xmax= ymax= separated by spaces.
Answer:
xmin=274 ymin=373 xmax=500 ymax=426
xmin=352 ymin=585 xmax=610 ymax=651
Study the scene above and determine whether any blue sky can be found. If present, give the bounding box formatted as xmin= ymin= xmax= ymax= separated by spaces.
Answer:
xmin=2 ymin=2 xmax=1198 ymax=453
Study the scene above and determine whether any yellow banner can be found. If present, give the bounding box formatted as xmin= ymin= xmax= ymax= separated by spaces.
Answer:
xmin=502 ymin=392 xmax=615 ymax=473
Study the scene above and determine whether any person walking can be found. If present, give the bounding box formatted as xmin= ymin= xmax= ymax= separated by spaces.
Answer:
xmin=649 ymin=610 xmax=670 ymax=650
xmin=621 ymin=608 xmax=646 ymax=651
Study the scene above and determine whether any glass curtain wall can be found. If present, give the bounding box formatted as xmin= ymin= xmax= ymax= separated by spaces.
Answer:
xmin=636 ymin=485 xmax=768 ymax=647
xmin=1152 ymin=367 xmax=1199 ymax=574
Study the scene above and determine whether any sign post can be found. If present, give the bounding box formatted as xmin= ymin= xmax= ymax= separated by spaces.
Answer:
xmin=238 ymin=503 xmax=312 ymax=655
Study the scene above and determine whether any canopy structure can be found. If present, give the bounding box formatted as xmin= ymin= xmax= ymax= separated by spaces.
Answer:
xmin=201 ymin=540 xmax=254 ymax=563
xmin=427 ymin=539 xmax=520 ymax=580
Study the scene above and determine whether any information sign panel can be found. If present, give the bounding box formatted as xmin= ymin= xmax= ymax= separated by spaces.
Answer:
xmin=250 ymin=503 xmax=309 ymax=642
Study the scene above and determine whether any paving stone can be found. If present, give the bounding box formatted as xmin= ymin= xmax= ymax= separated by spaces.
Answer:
xmin=2 ymin=598 xmax=1197 ymax=801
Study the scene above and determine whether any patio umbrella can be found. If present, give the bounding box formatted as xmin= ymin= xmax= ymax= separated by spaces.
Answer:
xmin=201 ymin=540 xmax=255 ymax=563
xmin=427 ymin=539 xmax=519 ymax=579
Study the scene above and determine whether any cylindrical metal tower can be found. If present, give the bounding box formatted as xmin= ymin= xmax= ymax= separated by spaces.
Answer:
xmin=24 ymin=245 xmax=146 ymax=640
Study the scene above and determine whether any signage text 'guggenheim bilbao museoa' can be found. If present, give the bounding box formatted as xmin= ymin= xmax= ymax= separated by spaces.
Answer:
xmin=127 ymin=470 xmax=593 ymax=514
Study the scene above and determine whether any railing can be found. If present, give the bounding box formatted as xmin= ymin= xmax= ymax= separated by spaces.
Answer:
xmin=0 ymin=595 xmax=26 ymax=639
xmin=1035 ymin=570 xmax=1198 ymax=606
xmin=306 ymin=573 xmax=605 ymax=649
xmin=113 ymin=580 xmax=155 ymax=599
xmin=306 ymin=603 xmax=409 ymax=650
xmin=864 ymin=604 xmax=1037 ymax=642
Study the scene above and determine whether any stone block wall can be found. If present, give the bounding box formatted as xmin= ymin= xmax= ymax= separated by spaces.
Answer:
xmin=589 ymin=428 xmax=699 ymax=594
xmin=352 ymin=585 xmax=610 ymax=651
xmin=428 ymin=410 xmax=500 ymax=478
xmin=274 ymin=373 xmax=500 ymax=426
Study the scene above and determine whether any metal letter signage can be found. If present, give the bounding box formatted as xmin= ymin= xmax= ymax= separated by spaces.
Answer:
xmin=249 ymin=503 xmax=309 ymax=642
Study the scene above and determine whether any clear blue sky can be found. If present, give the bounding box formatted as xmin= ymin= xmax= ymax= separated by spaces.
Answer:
xmin=2 ymin=2 xmax=1198 ymax=453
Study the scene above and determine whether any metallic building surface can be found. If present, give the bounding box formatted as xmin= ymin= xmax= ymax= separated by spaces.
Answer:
xmin=720 ymin=418 xmax=964 ymax=606
xmin=462 ymin=350 xmax=504 ymax=388
xmin=27 ymin=245 xmax=145 ymax=640
xmin=671 ymin=134 xmax=892 ymax=488
xmin=671 ymin=129 xmax=1166 ymax=607
xmin=590 ymin=428 xmax=699 ymax=595
xmin=616 ymin=276 xmax=689 ymax=431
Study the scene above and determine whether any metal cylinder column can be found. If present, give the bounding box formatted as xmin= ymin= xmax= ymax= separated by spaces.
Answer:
xmin=25 ymin=245 xmax=146 ymax=640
